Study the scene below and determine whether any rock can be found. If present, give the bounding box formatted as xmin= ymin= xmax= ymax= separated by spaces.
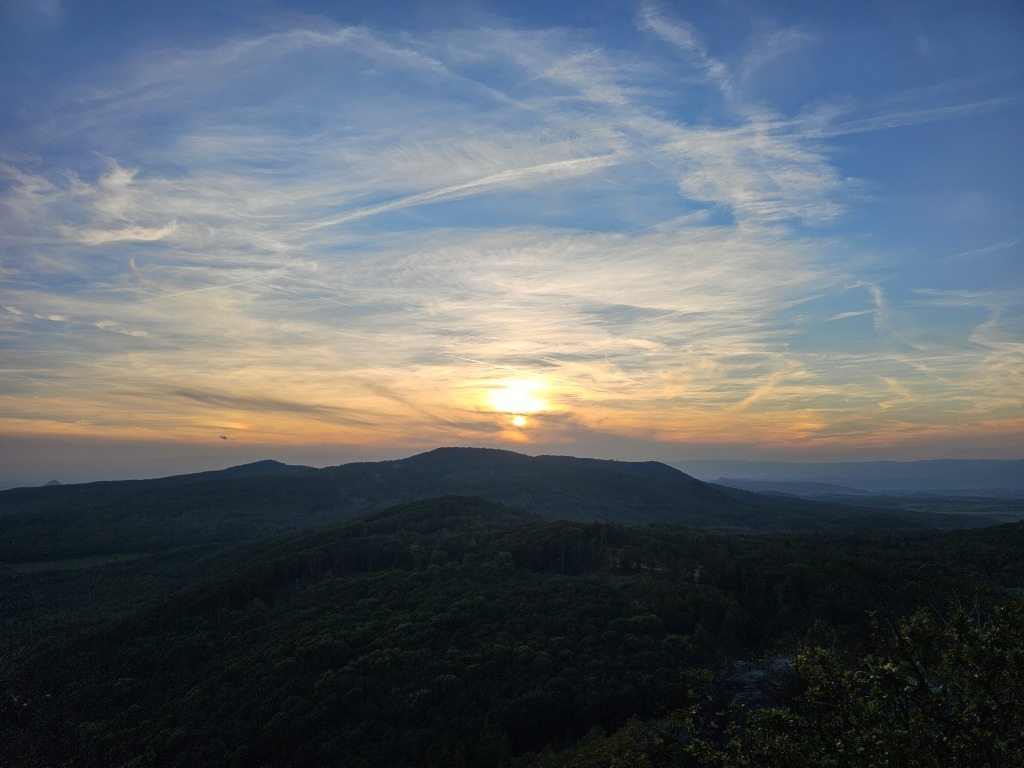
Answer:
xmin=711 ymin=656 xmax=797 ymax=713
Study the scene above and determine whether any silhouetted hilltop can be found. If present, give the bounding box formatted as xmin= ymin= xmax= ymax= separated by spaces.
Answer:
xmin=398 ymin=447 xmax=690 ymax=483
xmin=0 ymin=459 xmax=314 ymax=513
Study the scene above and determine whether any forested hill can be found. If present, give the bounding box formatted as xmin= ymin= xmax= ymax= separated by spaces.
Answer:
xmin=3 ymin=495 xmax=1022 ymax=768
xmin=0 ymin=448 xmax=998 ymax=564
xmin=0 ymin=458 xmax=315 ymax=512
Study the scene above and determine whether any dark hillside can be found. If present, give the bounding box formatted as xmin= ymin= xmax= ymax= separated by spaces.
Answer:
xmin=0 ymin=448 xmax=998 ymax=565
xmin=3 ymin=497 xmax=1021 ymax=768
xmin=0 ymin=459 xmax=314 ymax=514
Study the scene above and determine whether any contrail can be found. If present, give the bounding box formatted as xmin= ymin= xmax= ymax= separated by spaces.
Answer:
xmin=305 ymin=154 xmax=619 ymax=231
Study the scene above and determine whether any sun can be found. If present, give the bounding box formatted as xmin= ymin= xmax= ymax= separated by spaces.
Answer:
xmin=485 ymin=380 xmax=548 ymax=416
xmin=482 ymin=380 xmax=550 ymax=434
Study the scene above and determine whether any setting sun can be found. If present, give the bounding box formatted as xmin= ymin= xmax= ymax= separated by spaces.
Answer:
xmin=486 ymin=380 xmax=548 ymax=416
xmin=512 ymin=415 xmax=527 ymax=428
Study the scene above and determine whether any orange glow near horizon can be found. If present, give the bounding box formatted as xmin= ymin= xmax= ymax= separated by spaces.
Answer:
xmin=4 ymin=370 xmax=1023 ymax=461
xmin=3 ymin=404 xmax=1024 ymax=463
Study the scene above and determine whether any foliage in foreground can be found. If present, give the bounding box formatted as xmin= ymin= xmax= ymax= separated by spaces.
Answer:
xmin=535 ymin=599 xmax=1024 ymax=768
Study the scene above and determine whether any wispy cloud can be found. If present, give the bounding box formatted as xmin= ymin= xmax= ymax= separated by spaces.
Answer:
xmin=940 ymin=239 xmax=1018 ymax=264
xmin=800 ymin=96 xmax=1023 ymax=139
xmin=740 ymin=28 xmax=813 ymax=83
xmin=637 ymin=2 xmax=733 ymax=98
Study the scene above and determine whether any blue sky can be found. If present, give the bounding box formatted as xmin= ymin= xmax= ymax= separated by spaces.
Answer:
xmin=1 ymin=0 xmax=1022 ymax=485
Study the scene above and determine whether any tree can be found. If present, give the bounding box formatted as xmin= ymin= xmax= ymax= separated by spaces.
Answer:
xmin=684 ymin=599 xmax=1024 ymax=768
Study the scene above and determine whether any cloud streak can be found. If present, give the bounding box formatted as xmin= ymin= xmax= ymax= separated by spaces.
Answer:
xmin=306 ymin=154 xmax=620 ymax=231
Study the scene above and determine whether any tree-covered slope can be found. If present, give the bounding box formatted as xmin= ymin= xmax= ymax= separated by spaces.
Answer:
xmin=3 ymin=496 xmax=1021 ymax=768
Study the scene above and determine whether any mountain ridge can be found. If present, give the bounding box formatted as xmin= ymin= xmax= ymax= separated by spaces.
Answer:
xmin=0 ymin=447 xmax=999 ymax=567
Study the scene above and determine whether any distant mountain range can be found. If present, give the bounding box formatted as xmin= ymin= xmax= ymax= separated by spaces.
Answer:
xmin=713 ymin=479 xmax=879 ymax=497
xmin=0 ymin=448 xmax=1003 ymax=565
xmin=672 ymin=458 xmax=1024 ymax=495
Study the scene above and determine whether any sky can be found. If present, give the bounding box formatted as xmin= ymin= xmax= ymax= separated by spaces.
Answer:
xmin=1 ymin=0 xmax=1022 ymax=486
